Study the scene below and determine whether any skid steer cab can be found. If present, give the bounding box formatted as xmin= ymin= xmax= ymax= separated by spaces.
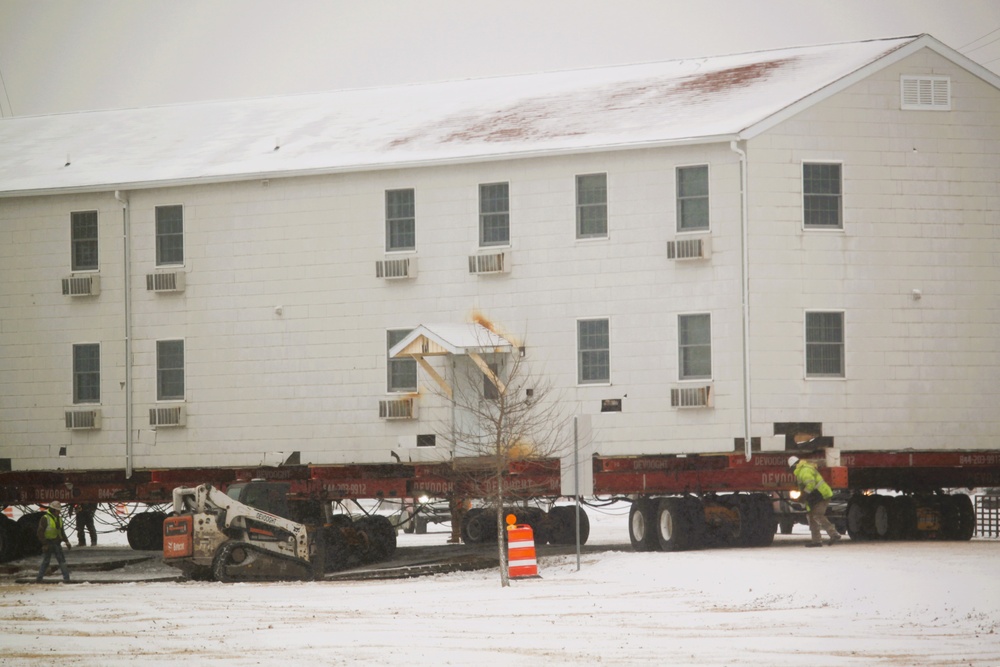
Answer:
xmin=163 ymin=480 xmax=398 ymax=582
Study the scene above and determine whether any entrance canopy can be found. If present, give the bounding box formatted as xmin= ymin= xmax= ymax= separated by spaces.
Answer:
xmin=389 ymin=323 xmax=515 ymax=398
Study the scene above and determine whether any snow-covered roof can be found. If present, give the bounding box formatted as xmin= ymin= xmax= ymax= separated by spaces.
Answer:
xmin=390 ymin=324 xmax=514 ymax=359
xmin=2 ymin=34 xmax=989 ymax=197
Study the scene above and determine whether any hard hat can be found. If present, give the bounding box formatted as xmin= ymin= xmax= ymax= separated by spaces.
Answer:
xmin=48 ymin=500 xmax=62 ymax=511
xmin=787 ymin=456 xmax=799 ymax=469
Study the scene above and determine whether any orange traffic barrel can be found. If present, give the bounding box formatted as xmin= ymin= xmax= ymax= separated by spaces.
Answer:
xmin=506 ymin=521 xmax=539 ymax=579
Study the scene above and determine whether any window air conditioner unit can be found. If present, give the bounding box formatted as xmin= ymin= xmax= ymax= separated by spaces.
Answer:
xmin=376 ymin=256 xmax=416 ymax=280
xmin=667 ymin=236 xmax=711 ymax=261
xmin=150 ymin=406 xmax=186 ymax=427
xmin=379 ymin=398 xmax=416 ymax=420
xmin=146 ymin=272 xmax=186 ymax=292
xmin=65 ymin=409 xmax=101 ymax=430
xmin=671 ymin=385 xmax=712 ymax=408
xmin=62 ymin=275 xmax=100 ymax=297
xmin=468 ymin=251 xmax=510 ymax=275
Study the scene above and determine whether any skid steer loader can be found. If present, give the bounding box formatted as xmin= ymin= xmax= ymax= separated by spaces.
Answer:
xmin=163 ymin=481 xmax=396 ymax=582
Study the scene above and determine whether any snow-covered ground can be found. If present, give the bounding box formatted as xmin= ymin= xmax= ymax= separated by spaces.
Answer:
xmin=2 ymin=502 xmax=999 ymax=666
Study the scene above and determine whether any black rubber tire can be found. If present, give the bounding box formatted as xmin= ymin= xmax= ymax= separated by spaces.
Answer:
xmin=356 ymin=515 xmax=397 ymax=562
xmin=750 ymin=494 xmax=776 ymax=547
xmin=939 ymin=494 xmax=974 ymax=541
xmin=778 ymin=517 xmax=795 ymax=535
xmin=514 ymin=507 xmax=549 ymax=545
xmin=846 ymin=494 xmax=873 ymax=541
xmin=870 ymin=495 xmax=893 ymax=540
xmin=0 ymin=516 xmax=18 ymax=562
xmin=16 ymin=512 xmax=44 ymax=556
xmin=460 ymin=508 xmax=495 ymax=544
xmin=629 ymin=498 xmax=659 ymax=552
xmin=655 ymin=497 xmax=693 ymax=552
xmin=545 ymin=506 xmax=590 ymax=545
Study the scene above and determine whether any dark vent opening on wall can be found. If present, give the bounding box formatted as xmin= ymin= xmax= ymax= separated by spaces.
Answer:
xmin=417 ymin=434 xmax=436 ymax=448
xmin=0 ymin=458 xmax=10 ymax=472
xmin=733 ymin=437 xmax=761 ymax=452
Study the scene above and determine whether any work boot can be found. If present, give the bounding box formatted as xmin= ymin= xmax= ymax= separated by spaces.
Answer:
xmin=828 ymin=534 xmax=842 ymax=545
xmin=804 ymin=542 xmax=823 ymax=548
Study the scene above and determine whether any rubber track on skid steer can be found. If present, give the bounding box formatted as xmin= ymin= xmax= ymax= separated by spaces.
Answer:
xmin=213 ymin=541 xmax=315 ymax=583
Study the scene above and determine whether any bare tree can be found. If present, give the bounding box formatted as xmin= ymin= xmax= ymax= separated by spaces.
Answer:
xmin=432 ymin=337 xmax=569 ymax=587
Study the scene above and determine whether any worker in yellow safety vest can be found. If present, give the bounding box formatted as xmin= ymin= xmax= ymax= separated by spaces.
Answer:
xmin=789 ymin=456 xmax=843 ymax=548
xmin=36 ymin=501 xmax=72 ymax=582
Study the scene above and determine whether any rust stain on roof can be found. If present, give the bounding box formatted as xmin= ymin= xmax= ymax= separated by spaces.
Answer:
xmin=388 ymin=56 xmax=798 ymax=149
xmin=674 ymin=57 xmax=798 ymax=97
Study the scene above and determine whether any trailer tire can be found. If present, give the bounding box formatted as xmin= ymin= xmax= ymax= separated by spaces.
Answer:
xmin=846 ymin=495 xmax=873 ymax=541
xmin=547 ymin=506 xmax=590 ymax=546
xmin=461 ymin=508 xmax=495 ymax=544
xmin=0 ymin=516 xmax=19 ymax=562
xmin=750 ymin=494 xmax=776 ymax=547
xmin=870 ymin=495 xmax=894 ymax=540
xmin=656 ymin=497 xmax=695 ymax=552
xmin=629 ymin=498 xmax=658 ymax=552
xmin=778 ymin=517 xmax=795 ymax=535
xmin=357 ymin=515 xmax=397 ymax=562
xmin=16 ymin=513 xmax=44 ymax=556
xmin=951 ymin=494 xmax=975 ymax=541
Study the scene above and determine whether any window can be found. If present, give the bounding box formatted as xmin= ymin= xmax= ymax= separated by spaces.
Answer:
xmin=578 ymin=318 xmax=610 ymax=384
xmin=72 ymin=344 xmax=100 ymax=404
xmin=576 ymin=173 xmax=607 ymax=238
xmin=385 ymin=189 xmax=415 ymax=251
xmin=479 ymin=182 xmax=509 ymax=247
xmin=901 ymin=76 xmax=950 ymax=110
xmin=387 ymin=330 xmax=417 ymax=392
xmin=155 ymin=205 xmax=184 ymax=265
xmin=71 ymin=211 xmax=99 ymax=271
xmin=805 ymin=312 xmax=844 ymax=377
xmin=676 ymin=166 xmax=709 ymax=231
xmin=678 ymin=314 xmax=712 ymax=380
xmin=157 ymin=340 xmax=185 ymax=400
xmin=803 ymin=163 xmax=842 ymax=229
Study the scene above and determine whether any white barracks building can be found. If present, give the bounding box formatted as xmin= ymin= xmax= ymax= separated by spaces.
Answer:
xmin=1 ymin=34 xmax=998 ymax=474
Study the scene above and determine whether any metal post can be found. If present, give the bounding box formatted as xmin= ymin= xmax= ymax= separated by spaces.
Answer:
xmin=574 ymin=415 xmax=581 ymax=571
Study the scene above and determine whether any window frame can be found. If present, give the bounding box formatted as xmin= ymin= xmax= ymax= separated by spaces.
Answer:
xmin=478 ymin=182 xmax=510 ymax=248
xmin=385 ymin=188 xmax=416 ymax=252
xmin=155 ymin=204 xmax=185 ymax=266
xmin=575 ymin=173 xmax=608 ymax=239
xmin=804 ymin=311 xmax=845 ymax=378
xmin=70 ymin=210 xmax=99 ymax=272
xmin=387 ymin=329 xmax=417 ymax=393
xmin=156 ymin=339 xmax=185 ymax=401
xmin=802 ymin=162 xmax=843 ymax=230
xmin=676 ymin=165 xmax=710 ymax=232
xmin=72 ymin=343 xmax=101 ymax=404
xmin=577 ymin=318 xmax=610 ymax=385
xmin=678 ymin=313 xmax=712 ymax=381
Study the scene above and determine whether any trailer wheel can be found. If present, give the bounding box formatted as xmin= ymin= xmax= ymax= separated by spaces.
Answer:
xmin=461 ymin=508 xmax=495 ymax=544
xmin=16 ymin=513 xmax=44 ymax=556
xmin=656 ymin=497 xmax=696 ymax=552
xmin=0 ymin=516 xmax=19 ymax=562
xmin=357 ymin=515 xmax=397 ymax=562
xmin=870 ymin=495 xmax=893 ymax=540
xmin=750 ymin=494 xmax=776 ymax=547
xmin=778 ymin=517 xmax=795 ymax=535
xmin=940 ymin=494 xmax=974 ymax=541
xmin=629 ymin=498 xmax=659 ymax=552
xmin=546 ymin=506 xmax=590 ymax=546
xmin=846 ymin=494 xmax=873 ymax=541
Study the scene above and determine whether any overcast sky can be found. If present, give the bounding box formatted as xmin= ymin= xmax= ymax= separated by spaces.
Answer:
xmin=1 ymin=0 xmax=999 ymax=118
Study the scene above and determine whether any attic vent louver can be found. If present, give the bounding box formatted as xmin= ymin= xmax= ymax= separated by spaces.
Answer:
xmin=901 ymin=76 xmax=950 ymax=110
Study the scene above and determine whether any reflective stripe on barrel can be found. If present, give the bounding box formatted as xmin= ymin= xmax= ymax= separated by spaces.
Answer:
xmin=507 ymin=524 xmax=538 ymax=578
